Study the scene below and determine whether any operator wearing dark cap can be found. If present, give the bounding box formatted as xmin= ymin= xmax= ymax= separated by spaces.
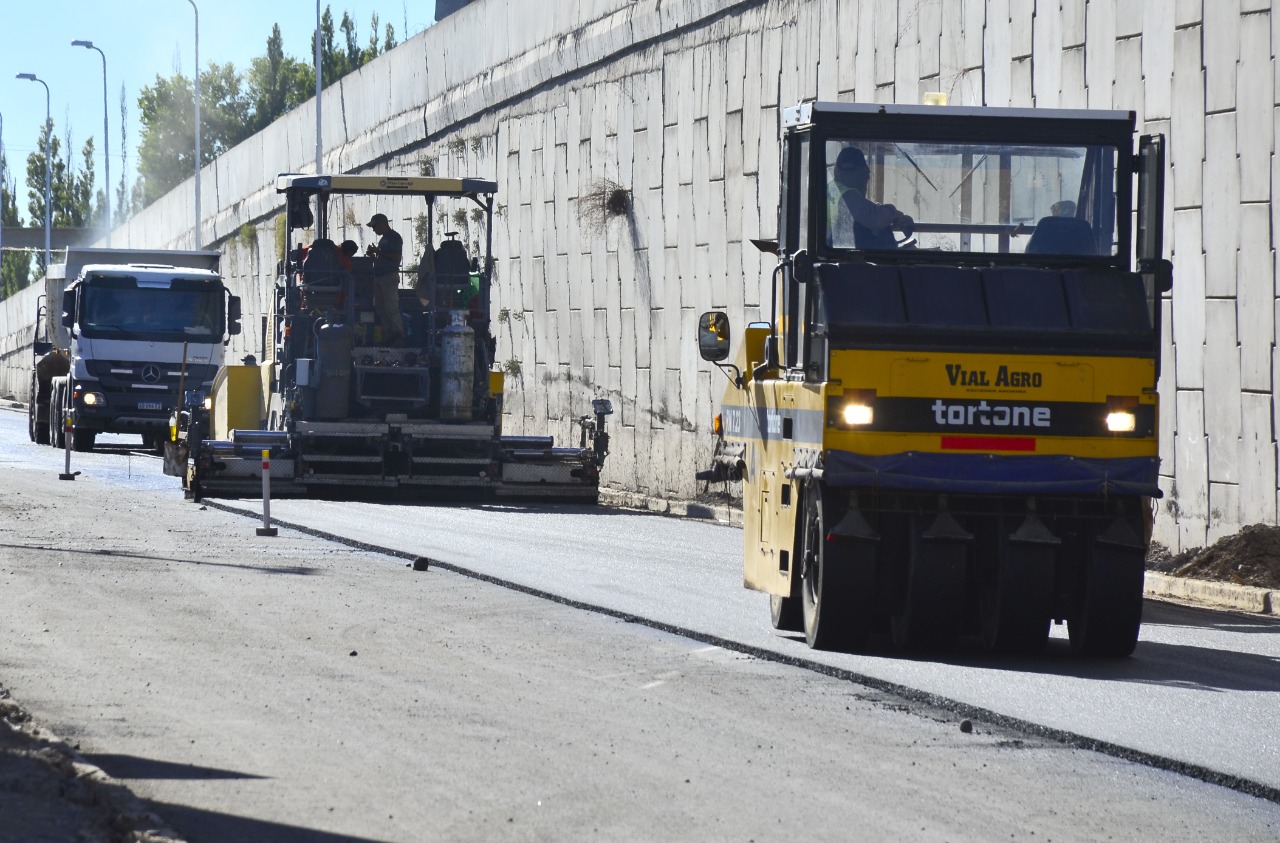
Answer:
xmin=827 ymin=146 xmax=914 ymax=249
xmin=364 ymin=212 xmax=405 ymax=345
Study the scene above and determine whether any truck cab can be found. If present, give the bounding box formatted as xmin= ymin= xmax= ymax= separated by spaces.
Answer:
xmin=30 ymin=249 xmax=240 ymax=452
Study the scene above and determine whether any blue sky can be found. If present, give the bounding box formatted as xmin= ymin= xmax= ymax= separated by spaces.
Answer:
xmin=2 ymin=1 xmax=435 ymax=217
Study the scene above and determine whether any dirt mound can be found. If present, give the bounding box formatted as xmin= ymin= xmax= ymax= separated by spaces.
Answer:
xmin=1147 ymin=524 xmax=1280 ymax=590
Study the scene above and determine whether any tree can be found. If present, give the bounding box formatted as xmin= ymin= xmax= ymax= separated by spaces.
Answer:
xmin=24 ymin=123 xmax=99 ymax=278
xmin=248 ymin=24 xmax=315 ymax=133
xmin=135 ymin=64 xmax=255 ymax=205
xmin=311 ymin=6 xmax=397 ymax=86
xmin=1 ymin=146 xmax=33 ymax=299
xmin=131 ymin=8 xmax=401 ymax=211
xmin=116 ymin=83 xmax=133 ymax=222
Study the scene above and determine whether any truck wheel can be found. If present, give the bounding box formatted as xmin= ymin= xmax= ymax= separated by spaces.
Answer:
xmin=1068 ymin=517 xmax=1145 ymax=658
xmin=800 ymin=484 xmax=874 ymax=651
xmin=49 ymin=383 xmax=66 ymax=449
xmin=71 ymin=428 xmax=96 ymax=452
xmin=29 ymin=375 xmax=49 ymax=444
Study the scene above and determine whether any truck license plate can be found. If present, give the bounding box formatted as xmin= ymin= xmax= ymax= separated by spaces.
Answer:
xmin=137 ymin=401 xmax=162 ymax=410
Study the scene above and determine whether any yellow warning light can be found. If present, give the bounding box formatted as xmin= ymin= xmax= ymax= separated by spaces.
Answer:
xmin=713 ymin=413 xmax=722 ymax=435
xmin=923 ymin=92 xmax=948 ymax=106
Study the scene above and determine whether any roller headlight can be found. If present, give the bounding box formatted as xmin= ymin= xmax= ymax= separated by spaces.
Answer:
xmin=841 ymin=403 xmax=874 ymax=426
xmin=1105 ymin=396 xmax=1140 ymax=433
xmin=830 ymin=389 xmax=877 ymax=429
xmin=1106 ymin=411 xmax=1136 ymax=433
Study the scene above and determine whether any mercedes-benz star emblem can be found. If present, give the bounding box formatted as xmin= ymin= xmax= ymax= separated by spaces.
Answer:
xmin=141 ymin=364 xmax=162 ymax=384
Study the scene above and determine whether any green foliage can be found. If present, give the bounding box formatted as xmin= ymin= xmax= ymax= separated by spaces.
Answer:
xmin=1 ymin=148 xmax=33 ymax=299
xmin=135 ymin=63 xmax=256 ymax=206
xmin=236 ymin=223 xmax=257 ymax=252
xmin=132 ymin=7 xmax=398 ymax=210
xmin=248 ymin=25 xmax=316 ymax=134
xmin=413 ymin=213 xmax=429 ymax=249
xmin=274 ymin=215 xmax=287 ymax=261
xmin=23 ymin=123 xmax=99 ymax=279
xmin=312 ymin=7 xmax=397 ymax=85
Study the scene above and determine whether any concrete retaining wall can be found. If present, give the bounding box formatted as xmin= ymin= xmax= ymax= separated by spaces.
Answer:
xmin=0 ymin=0 xmax=1273 ymax=553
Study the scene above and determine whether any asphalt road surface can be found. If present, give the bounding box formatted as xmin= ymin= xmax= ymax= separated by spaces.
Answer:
xmin=1 ymin=408 xmax=1278 ymax=842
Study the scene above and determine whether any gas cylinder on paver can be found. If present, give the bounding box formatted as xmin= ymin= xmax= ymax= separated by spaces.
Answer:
xmin=439 ymin=312 xmax=474 ymax=421
xmin=315 ymin=320 xmax=353 ymax=419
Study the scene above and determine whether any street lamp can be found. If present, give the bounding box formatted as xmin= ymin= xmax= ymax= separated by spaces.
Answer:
xmin=71 ymin=40 xmax=110 ymax=246
xmin=184 ymin=0 xmax=201 ymax=247
xmin=16 ymin=73 xmax=51 ymax=274
xmin=315 ymin=0 xmax=322 ymax=173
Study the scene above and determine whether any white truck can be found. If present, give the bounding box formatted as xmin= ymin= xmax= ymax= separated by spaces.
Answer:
xmin=28 ymin=247 xmax=241 ymax=452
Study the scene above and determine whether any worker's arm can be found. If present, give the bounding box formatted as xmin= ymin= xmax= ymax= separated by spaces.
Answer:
xmin=843 ymin=190 xmax=911 ymax=234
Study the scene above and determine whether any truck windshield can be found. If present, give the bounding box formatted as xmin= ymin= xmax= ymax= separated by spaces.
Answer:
xmin=80 ymin=276 xmax=224 ymax=340
xmin=824 ymin=138 xmax=1119 ymax=258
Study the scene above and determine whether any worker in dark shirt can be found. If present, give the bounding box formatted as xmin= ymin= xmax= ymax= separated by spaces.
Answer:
xmin=364 ymin=213 xmax=405 ymax=345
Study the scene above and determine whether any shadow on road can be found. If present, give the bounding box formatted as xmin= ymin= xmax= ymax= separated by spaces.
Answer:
xmin=1142 ymin=599 xmax=1280 ymax=634
xmin=149 ymin=799 xmax=394 ymax=843
xmin=776 ymin=600 xmax=1280 ymax=694
xmin=0 ymin=542 xmax=321 ymax=576
xmin=85 ymin=753 xmax=267 ymax=781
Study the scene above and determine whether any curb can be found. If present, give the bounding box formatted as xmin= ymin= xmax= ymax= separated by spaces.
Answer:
xmin=598 ymin=487 xmax=743 ymax=527
xmin=1144 ymin=571 xmax=1278 ymax=616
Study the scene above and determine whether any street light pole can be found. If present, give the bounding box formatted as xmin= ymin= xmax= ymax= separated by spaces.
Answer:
xmin=315 ymin=0 xmax=322 ymax=174
xmin=185 ymin=0 xmax=201 ymax=248
xmin=71 ymin=40 xmax=110 ymax=246
xmin=16 ymin=73 xmax=51 ymax=274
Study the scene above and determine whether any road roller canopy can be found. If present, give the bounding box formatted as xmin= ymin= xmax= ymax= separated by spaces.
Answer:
xmin=276 ymin=174 xmax=498 ymax=200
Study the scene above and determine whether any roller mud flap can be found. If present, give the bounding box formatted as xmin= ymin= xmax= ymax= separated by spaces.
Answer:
xmin=979 ymin=514 xmax=1060 ymax=654
xmin=890 ymin=511 xmax=972 ymax=652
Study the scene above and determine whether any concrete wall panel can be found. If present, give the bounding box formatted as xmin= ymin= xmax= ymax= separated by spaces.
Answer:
xmin=1204 ymin=0 xmax=1242 ymax=113
xmin=1204 ymin=299 xmax=1243 ymax=484
xmin=1202 ymin=113 xmax=1241 ymax=297
xmin=1239 ymin=18 xmax=1274 ymax=204
xmin=1208 ymin=481 xmax=1242 ymax=544
xmin=1241 ymin=392 xmax=1278 ymax=526
xmin=1171 ymin=209 xmax=1206 ymax=388
xmin=1238 ymin=204 xmax=1274 ymax=391
xmin=1171 ymin=26 xmax=1205 ymax=209
xmin=1174 ymin=389 xmax=1209 ymax=550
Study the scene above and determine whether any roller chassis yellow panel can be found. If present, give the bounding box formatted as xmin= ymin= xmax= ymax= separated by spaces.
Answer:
xmin=718 ymin=347 xmax=1158 ymax=598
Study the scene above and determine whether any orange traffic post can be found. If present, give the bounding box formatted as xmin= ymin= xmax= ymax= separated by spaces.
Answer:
xmin=58 ymin=412 xmax=76 ymax=481
xmin=256 ymin=448 xmax=277 ymax=536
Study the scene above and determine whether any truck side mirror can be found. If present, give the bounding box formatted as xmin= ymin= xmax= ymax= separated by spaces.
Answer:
xmin=791 ymin=249 xmax=813 ymax=284
xmin=1139 ymin=258 xmax=1173 ymax=293
xmin=698 ymin=311 xmax=732 ymax=363
xmin=61 ymin=289 xmax=76 ymax=329
xmin=227 ymin=295 xmax=243 ymax=336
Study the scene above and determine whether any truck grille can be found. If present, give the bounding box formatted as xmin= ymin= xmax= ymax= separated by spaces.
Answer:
xmin=84 ymin=360 xmax=218 ymax=391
